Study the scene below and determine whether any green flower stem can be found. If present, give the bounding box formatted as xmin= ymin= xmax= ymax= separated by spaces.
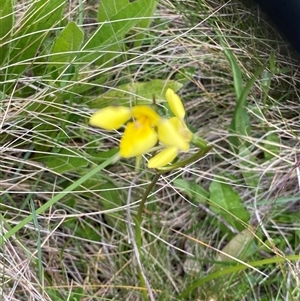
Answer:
xmin=136 ymin=172 xmax=161 ymax=225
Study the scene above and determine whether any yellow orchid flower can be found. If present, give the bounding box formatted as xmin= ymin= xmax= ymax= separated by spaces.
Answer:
xmin=89 ymin=105 xmax=160 ymax=158
xmin=89 ymin=88 xmax=195 ymax=169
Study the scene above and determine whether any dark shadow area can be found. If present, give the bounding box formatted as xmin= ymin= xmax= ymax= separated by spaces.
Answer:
xmin=251 ymin=0 xmax=300 ymax=54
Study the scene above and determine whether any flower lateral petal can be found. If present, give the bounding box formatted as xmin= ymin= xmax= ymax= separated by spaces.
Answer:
xmin=158 ymin=118 xmax=190 ymax=151
xmin=165 ymin=88 xmax=185 ymax=119
xmin=89 ymin=106 xmax=131 ymax=130
xmin=148 ymin=147 xmax=178 ymax=168
xmin=169 ymin=117 xmax=193 ymax=143
xmin=120 ymin=121 xmax=158 ymax=158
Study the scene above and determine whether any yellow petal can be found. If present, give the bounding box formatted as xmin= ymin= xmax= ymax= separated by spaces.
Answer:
xmin=158 ymin=118 xmax=190 ymax=151
xmin=120 ymin=122 xmax=157 ymax=158
xmin=89 ymin=106 xmax=131 ymax=130
xmin=165 ymin=88 xmax=185 ymax=119
xmin=132 ymin=105 xmax=161 ymax=126
xmin=169 ymin=117 xmax=193 ymax=143
xmin=148 ymin=147 xmax=178 ymax=168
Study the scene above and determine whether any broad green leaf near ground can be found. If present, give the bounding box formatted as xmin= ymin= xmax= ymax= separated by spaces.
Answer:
xmin=173 ymin=178 xmax=209 ymax=205
xmin=209 ymin=179 xmax=250 ymax=232
xmin=217 ymin=228 xmax=255 ymax=262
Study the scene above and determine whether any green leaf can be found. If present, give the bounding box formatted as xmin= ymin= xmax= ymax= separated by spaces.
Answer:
xmin=239 ymin=145 xmax=260 ymax=189
xmin=261 ymin=69 xmax=272 ymax=92
xmin=209 ymin=180 xmax=250 ymax=231
xmin=0 ymin=0 xmax=13 ymax=40
xmin=100 ymin=181 xmax=126 ymax=210
xmin=98 ymin=0 xmax=129 ymax=21
xmin=82 ymin=0 xmax=155 ymax=64
xmin=217 ymin=228 xmax=255 ymax=262
xmin=69 ymin=287 xmax=84 ymax=301
xmin=264 ymin=132 xmax=280 ymax=160
xmin=81 ymin=176 xmax=126 ymax=230
xmin=46 ymin=288 xmax=64 ymax=301
xmin=49 ymin=21 xmax=84 ymax=69
xmin=37 ymin=148 xmax=89 ymax=173
xmin=228 ymin=63 xmax=266 ymax=152
xmin=132 ymin=0 xmax=157 ymax=48
xmin=88 ymin=79 xmax=183 ymax=108
xmin=64 ymin=218 xmax=101 ymax=241
xmin=98 ymin=180 xmax=126 ymax=229
xmin=173 ymin=178 xmax=209 ymax=205
xmin=8 ymin=0 xmax=66 ymax=76
xmin=90 ymin=148 xmax=120 ymax=163
xmin=223 ymin=47 xmax=243 ymax=100
xmin=261 ymin=53 xmax=275 ymax=109
xmin=0 ymin=0 xmax=13 ymax=66
xmin=220 ymin=43 xmax=266 ymax=153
